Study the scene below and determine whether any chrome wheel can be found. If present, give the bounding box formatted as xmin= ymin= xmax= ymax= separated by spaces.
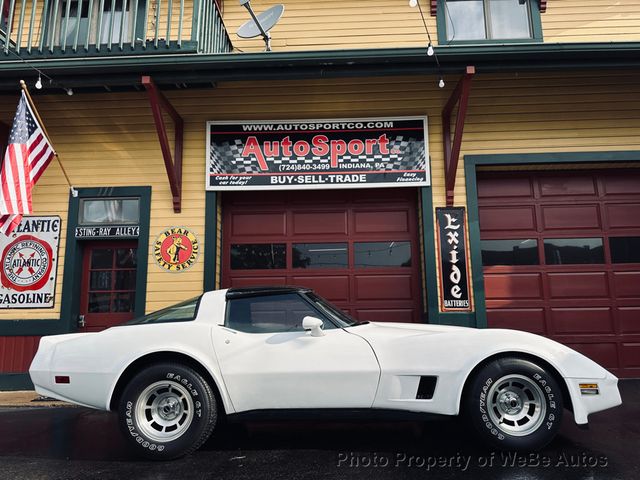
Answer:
xmin=135 ymin=380 xmax=194 ymax=443
xmin=487 ymin=374 xmax=546 ymax=437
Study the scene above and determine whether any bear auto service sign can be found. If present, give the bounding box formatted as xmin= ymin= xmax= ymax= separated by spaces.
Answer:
xmin=154 ymin=227 xmax=200 ymax=272
xmin=0 ymin=216 xmax=61 ymax=308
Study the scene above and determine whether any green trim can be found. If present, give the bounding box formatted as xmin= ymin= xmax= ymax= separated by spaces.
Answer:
xmin=421 ymin=187 xmax=439 ymax=323
xmin=0 ymin=373 xmax=33 ymax=391
xmin=436 ymin=0 xmax=543 ymax=46
xmin=0 ymin=320 xmax=66 ymax=336
xmin=203 ymin=191 xmax=218 ymax=292
xmin=464 ymin=150 xmax=640 ymax=329
xmin=59 ymin=186 xmax=151 ymax=333
xmin=2 ymin=42 xmax=640 ymax=91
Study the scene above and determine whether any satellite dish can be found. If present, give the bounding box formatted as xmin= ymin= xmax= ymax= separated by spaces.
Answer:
xmin=237 ymin=5 xmax=284 ymax=38
xmin=236 ymin=3 xmax=285 ymax=51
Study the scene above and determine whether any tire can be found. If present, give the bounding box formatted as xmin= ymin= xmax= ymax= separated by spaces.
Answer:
xmin=118 ymin=363 xmax=217 ymax=460
xmin=465 ymin=357 xmax=563 ymax=450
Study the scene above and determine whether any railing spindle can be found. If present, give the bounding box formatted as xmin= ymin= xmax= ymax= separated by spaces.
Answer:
xmin=5 ymin=0 xmax=15 ymax=54
xmin=130 ymin=0 xmax=137 ymax=48
xmin=153 ymin=0 xmax=160 ymax=48
xmin=118 ymin=0 xmax=126 ymax=49
xmin=177 ymin=0 xmax=182 ymax=47
xmin=73 ymin=0 xmax=82 ymax=51
xmin=27 ymin=0 xmax=37 ymax=53
xmin=107 ymin=0 xmax=114 ymax=50
xmin=165 ymin=0 xmax=171 ymax=48
xmin=84 ymin=0 xmax=94 ymax=50
xmin=15 ymin=0 xmax=26 ymax=52
xmin=37 ymin=0 xmax=49 ymax=52
xmin=140 ymin=0 xmax=147 ymax=48
xmin=97 ymin=0 xmax=105 ymax=50
xmin=61 ymin=0 xmax=71 ymax=50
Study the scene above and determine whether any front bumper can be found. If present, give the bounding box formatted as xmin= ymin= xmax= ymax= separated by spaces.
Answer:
xmin=566 ymin=372 xmax=622 ymax=424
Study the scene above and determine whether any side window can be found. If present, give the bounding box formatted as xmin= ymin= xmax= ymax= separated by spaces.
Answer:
xmin=226 ymin=293 xmax=334 ymax=333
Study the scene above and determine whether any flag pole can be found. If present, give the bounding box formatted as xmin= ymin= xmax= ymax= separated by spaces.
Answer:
xmin=19 ymin=80 xmax=77 ymax=196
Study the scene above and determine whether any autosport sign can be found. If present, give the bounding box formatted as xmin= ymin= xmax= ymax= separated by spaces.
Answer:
xmin=206 ymin=118 xmax=429 ymax=190
xmin=0 ymin=216 xmax=60 ymax=308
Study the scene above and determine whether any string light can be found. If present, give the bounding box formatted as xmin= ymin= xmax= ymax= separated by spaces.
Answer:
xmin=410 ymin=0 xmax=444 ymax=88
xmin=66 ymin=88 xmax=74 ymax=96
xmin=35 ymin=75 xmax=42 ymax=90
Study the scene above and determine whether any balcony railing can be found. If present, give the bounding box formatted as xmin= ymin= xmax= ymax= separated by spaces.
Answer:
xmin=0 ymin=0 xmax=232 ymax=58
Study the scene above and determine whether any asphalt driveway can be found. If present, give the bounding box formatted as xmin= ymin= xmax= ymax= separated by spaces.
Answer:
xmin=0 ymin=380 xmax=638 ymax=480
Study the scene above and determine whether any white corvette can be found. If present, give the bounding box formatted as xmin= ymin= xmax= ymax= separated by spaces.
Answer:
xmin=30 ymin=287 xmax=621 ymax=459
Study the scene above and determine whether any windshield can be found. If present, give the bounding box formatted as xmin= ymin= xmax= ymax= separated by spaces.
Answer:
xmin=124 ymin=296 xmax=201 ymax=325
xmin=304 ymin=292 xmax=362 ymax=328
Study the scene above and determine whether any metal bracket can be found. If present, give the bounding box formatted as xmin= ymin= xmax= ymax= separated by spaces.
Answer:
xmin=141 ymin=75 xmax=184 ymax=213
xmin=442 ymin=65 xmax=475 ymax=206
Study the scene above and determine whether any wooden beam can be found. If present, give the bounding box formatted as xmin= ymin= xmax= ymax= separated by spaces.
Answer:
xmin=442 ymin=66 xmax=475 ymax=206
xmin=141 ymin=75 xmax=184 ymax=213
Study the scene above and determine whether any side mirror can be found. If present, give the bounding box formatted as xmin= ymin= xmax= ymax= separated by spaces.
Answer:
xmin=302 ymin=316 xmax=325 ymax=337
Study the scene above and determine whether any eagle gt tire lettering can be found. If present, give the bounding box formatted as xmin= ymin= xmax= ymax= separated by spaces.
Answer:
xmin=118 ymin=363 xmax=217 ymax=460
xmin=465 ymin=357 xmax=563 ymax=450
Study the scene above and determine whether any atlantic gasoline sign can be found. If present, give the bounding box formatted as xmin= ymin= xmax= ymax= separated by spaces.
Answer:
xmin=154 ymin=227 xmax=199 ymax=272
xmin=436 ymin=208 xmax=472 ymax=312
xmin=0 ymin=216 xmax=61 ymax=308
xmin=207 ymin=117 xmax=429 ymax=190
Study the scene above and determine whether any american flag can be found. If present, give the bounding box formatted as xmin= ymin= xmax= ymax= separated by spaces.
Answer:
xmin=0 ymin=91 xmax=55 ymax=235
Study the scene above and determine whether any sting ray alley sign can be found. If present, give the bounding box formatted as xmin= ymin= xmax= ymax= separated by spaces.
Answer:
xmin=436 ymin=208 xmax=472 ymax=312
xmin=0 ymin=216 xmax=60 ymax=308
xmin=207 ymin=117 xmax=429 ymax=190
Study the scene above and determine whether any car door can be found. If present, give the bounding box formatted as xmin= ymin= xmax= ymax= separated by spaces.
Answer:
xmin=211 ymin=292 xmax=380 ymax=412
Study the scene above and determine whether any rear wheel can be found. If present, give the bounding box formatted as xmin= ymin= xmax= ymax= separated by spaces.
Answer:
xmin=465 ymin=357 xmax=564 ymax=450
xmin=118 ymin=363 xmax=217 ymax=460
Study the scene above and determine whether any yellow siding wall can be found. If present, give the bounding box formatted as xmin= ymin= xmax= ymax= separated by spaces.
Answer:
xmin=223 ymin=0 xmax=640 ymax=52
xmin=543 ymin=1 xmax=640 ymax=43
xmin=0 ymin=70 xmax=639 ymax=319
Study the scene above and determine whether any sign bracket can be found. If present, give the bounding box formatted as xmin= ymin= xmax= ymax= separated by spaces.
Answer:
xmin=141 ymin=76 xmax=184 ymax=213
xmin=442 ymin=66 xmax=475 ymax=207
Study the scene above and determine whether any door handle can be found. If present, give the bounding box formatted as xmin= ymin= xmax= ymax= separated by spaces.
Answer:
xmin=78 ymin=315 xmax=86 ymax=328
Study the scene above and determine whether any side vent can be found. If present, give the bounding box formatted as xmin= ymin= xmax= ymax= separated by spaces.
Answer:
xmin=416 ymin=376 xmax=437 ymax=400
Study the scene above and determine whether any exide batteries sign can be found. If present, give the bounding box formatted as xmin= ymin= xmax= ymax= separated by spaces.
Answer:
xmin=206 ymin=117 xmax=429 ymax=190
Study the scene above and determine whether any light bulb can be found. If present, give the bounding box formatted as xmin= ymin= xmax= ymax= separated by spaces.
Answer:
xmin=438 ymin=78 xmax=445 ymax=88
xmin=427 ymin=43 xmax=434 ymax=56
xmin=66 ymin=88 xmax=74 ymax=96
xmin=35 ymin=76 xmax=42 ymax=90
xmin=409 ymin=0 xmax=418 ymax=7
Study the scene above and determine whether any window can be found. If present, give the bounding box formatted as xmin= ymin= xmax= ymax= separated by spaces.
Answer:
xmin=544 ymin=238 xmax=605 ymax=265
xmin=226 ymin=293 xmax=335 ymax=334
xmin=126 ymin=297 xmax=200 ymax=325
xmin=79 ymin=198 xmax=139 ymax=225
xmin=610 ymin=237 xmax=640 ymax=264
xmin=354 ymin=241 xmax=412 ymax=268
xmin=52 ymin=0 xmax=138 ymax=47
xmin=439 ymin=0 xmax=541 ymax=43
xmin=230 ymin=244 xmax=286 ymax=270
xmin=292 ymin=243 xmax=348 ymax=269
xmin=481 ymin=239 xmax=539 ymax=266
xmin=86 ymin=246 xmax=137 ymax=313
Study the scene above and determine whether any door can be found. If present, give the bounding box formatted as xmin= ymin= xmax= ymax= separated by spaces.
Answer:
xmin=477 ymin=169 xmax=640 ymax=377
xmin=211 ymin=292 xmax=380 ymax=412
xmin=79 ymin=241 xmax=138 ymax=332
xmin=222 ymin=188 xmax=422 ymax=323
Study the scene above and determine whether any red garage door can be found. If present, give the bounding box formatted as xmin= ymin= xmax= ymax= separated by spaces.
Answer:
xmin=478 ymin=169 xmax=640 ymax=377
xmin=222 ymin=188 xmax=422 ymax=323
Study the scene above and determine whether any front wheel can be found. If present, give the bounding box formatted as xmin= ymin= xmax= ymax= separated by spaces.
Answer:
xmin=118 ymin=363 xmax=217 ymax=460
xmin=465 ymin=357 xmax=564 ymax=450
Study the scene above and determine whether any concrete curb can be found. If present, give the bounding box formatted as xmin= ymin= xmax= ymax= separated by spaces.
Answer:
xmin=0 ymin=390 xmax=70 ymax=408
